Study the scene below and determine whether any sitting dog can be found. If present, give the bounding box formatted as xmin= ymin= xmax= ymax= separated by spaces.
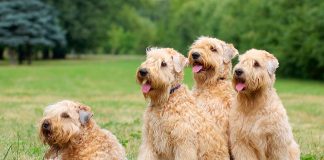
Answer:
xmin=136 ymin=47 xmax=229 ymax=160
xmin=188 ymin=36 xmax=238 ymax=143
xmin=39 ymin=100 xmax=126 ymax=160
xmin=230 ymin=49 xmax=300 ymax=160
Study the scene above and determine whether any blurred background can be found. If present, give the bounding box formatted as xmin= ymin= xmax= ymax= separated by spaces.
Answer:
xmin=0 ymin=0 xmax=323 ymax=79
xmin=0 ymin=0 xmax=323 ymax=159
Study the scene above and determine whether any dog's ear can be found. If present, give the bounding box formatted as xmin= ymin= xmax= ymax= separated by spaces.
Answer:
xmin=78 ymin=105 xmax=93 ymax=125
xmin=265 ymin=52 xmax=279 ymax=75
xmin=167 ymin=48 xmax=188 ymax=73
xmin=222 ymin=43 xmax=238 ymax=63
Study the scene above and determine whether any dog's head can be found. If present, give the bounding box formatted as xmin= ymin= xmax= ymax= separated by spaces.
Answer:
xmin=39 ymin=100 xmax=93 ymax=147
xmin=188 ymin=36 xmax=238 ymax=83
xmin=136 ymin=48 xmax=188 ymax=101
xmin=233 ymin=49 xmax=279 ymax=93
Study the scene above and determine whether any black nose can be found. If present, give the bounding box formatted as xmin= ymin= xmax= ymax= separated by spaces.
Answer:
xmin=192 ymin=52 xmax=200 ymax=60
xmin=42 ymin=120 xmax=51 ymax=131
xmin=235 ymin=69 xmax=244 ymax=76
xmin=139 ymin=68 xmax=148 ymax=77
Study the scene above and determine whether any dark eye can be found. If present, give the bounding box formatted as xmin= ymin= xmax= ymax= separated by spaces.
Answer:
xmin=161 ymin=61 xmax=167 ymax=67
xmin=254 ymin=61 xmax=260 ymax=67
xmin=61 ymin=112 xmax=70 ymax=118
xmin=210 ymin=46 xmax=217 ymax=52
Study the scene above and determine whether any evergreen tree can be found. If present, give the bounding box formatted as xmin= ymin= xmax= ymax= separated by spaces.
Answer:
xmin=0 ymin=0 xmax=66 ymax=64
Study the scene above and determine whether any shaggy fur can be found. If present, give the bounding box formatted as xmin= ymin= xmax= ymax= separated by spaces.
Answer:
xmin=188 ymin=36 xmax=238 ymax=137
xmin=230 ymin=49 xmax=300 ymax=160
xmin=39 ymin=100 xmax=126 ymax=160
xmin=136 ymin=48 xmax=229 ymax=160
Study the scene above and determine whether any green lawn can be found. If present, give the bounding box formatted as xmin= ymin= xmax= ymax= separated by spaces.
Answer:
xmin=0 ymin=56 xmax=323 ymax=160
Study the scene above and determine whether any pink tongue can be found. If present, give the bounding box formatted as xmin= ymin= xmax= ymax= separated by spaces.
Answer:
xmin=236 ymin=83 xmax=246 ymax=92
xmin=142 ymin=84 xmax=151 ymax=93
xmin=192 ymin=65 xmax=203 ymax=73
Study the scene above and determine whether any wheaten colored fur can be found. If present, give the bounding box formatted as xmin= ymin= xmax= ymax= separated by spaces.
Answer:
xmin=188 ymin=36 xmax=238 ymax=138
xmin=136 ymin=48 xmax=229 ymax=160
xmin=230 ymin=49 xmax=300 ymax=160
xmin=39 ymin=100 xmax=126 ymax=160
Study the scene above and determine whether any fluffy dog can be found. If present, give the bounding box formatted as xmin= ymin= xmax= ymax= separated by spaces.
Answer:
xmin=136 ymin=47 xmax=229 ymax=160
xmin=230 ymin=49 xmax=300 ymax=160
xmin=188 ymin=36 xmax=238 ymax=136
xmin=39 ymin=100 xmax=126 ymax=160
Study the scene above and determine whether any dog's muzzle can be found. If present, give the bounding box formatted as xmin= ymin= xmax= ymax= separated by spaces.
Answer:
xmin=234 ymin=68 xmax=244 ymax=77
xmin=191 ymin=52 xmax=200 ymax=60
xmin=42 ymin=120 xmax=51 ymax=134
xmin=139 ymin=68 xmax=148 ymax=77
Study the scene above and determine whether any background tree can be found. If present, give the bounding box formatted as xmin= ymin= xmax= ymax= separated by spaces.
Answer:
xmin=0 ymin=46 xmax=3 ymax=60
xmin=45 ymin=0 xmax=111 ymax=54
xmin=0 ymin=0 xmax=66 ymax=64
xmin=0 ymin=0 xmax=323 ymax=79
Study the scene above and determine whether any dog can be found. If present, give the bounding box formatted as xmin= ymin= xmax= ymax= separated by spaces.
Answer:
xmin=39 ymin=100 xmax=126 ymax=160
xmin=188 ymin=36 xmax=238 ymax=134
xmin=230 ymin=49 xmax=300 ymax=160
xmin=136 ymin=47 xmax=229 ymax=160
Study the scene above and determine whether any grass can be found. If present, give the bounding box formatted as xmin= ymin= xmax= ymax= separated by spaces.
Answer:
xmin=0 ymin=56 xmax=323 ymax=159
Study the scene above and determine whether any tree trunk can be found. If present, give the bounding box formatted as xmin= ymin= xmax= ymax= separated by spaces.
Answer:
xmin=53 ymin=47 xmax=66 ymax=59
xmin=18 ymin=46 xmax=25 ymax=65
xmin=26 ymin=45 xmax=32 ymax=65
xmin=42 ymin=48 xmax=50 ymax=60
xmin=0 ymin=47 xmax=4 ymax=60
xmin=8 ymin=48 xmax=17 ymax=65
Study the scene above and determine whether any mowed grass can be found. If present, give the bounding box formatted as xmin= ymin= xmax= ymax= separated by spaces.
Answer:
xmin=0 ymin=56 xmax=323 ymax=159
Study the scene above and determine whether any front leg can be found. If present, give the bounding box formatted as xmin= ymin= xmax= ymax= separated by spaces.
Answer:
xmin=138 ymin=142 xmax=158 ymax=160
xmin=266 ymin=134 xmax=290 ymax=160
xmin=137 ymin=118 xmax=158 ymax=160
xmin=172 ymin=124 xmax=197 ymax=160
xmin=231 ymin=141 xmax=258 ymax=160
xmin=174 ymin=140 xmax=197 ymax=160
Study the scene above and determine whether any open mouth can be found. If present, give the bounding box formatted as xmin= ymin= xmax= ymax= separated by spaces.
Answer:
xmin=192 ymin=62 xmax=205 ymax=73
xmin=235 ymin=79 xmax=246 ymax=92
xmin=141 ymin=80 xmax=152 ymax=93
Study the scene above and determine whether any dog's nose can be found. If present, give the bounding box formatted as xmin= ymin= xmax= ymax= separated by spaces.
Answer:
xmin=235 ymin=69 xmax=244 ymax=76
xmin=192 ymin=52 xmax=200 ymax=60
xmin=42 ymin=120 xmax=51 ymax=131
xmin=139 ymin=68 xmax=148 ymax=77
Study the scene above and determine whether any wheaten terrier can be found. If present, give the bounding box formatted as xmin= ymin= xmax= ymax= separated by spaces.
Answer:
xmin=39 ymin=100 xmax=126 ymax=160
xmin=136 ymin=47 xmax=229 ymax=160
xmin=188 ymin=36 xmax=238 ymax=137
xmin=230 ymin=49 xmax=300 ymax=160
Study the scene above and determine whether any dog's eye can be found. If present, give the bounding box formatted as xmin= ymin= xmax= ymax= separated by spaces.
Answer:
xmin=161 ymin=61 xmax=167 ymax=67
xmin=254 ymin=61 xmax=260 ymax=67
xmin=210 ymin=46 xmax=217 ymax=52
xmin=61 ymin=112 xmax=70 ymax=118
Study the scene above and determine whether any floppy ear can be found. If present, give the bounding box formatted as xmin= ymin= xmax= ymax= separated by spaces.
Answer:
xmin=78 ymin=105 xmax=93 ymax=125
xmin=266 ymin=54 xmax=279 ymax=75
xmin=172 ymin=53 xmax=188 ymax=73
xmin=222 ymin=43 xmax=239 ymax=63
xmin=145 ymin=47 xmax=156 ymax=57
xmin=146 ymin=46 xmax=152 ymax=53
xmin=165 ymin=48 xmax=188 ymax=73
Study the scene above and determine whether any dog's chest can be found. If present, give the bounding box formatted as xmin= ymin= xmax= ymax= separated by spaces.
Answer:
xmin=231 ymin=111 xmax=264 ymax=140
xmin=149 ymin=114 xmax=174 ymax=158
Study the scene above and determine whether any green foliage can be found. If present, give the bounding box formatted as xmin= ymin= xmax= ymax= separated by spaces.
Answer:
xmin=217 ymin=0 xmax=324 ymax=79
xmin=74 ymin=0 xmax=321 ymax=79
xmin=45 ymin=0 xmax=113 ymax=53
xmin=0 ymin=0 xmax=65 ymax=48
xmin=1 ymin=0 xmax=323 ymax=79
